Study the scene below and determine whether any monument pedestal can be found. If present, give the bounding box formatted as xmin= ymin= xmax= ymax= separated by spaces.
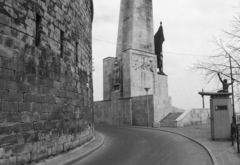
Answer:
xmin=199 ymin=92 xmax=232 ymax=140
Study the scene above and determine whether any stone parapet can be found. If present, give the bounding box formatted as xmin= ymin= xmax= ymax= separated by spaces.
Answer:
xmin=176 ymin=108 xmax=210 ymax=127
xmin=94 ymin=93 xmax=172 ymax=127
xmin=94 ymin=99 xmax=132 ymax=125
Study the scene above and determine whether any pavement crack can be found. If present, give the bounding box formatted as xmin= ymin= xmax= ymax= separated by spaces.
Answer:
xmin=109 ymin=138 xmax=115 ymax=143
xmin=217 ymin=146 xmax=234 ymax=165
xmin=102 ymin=138 xmax=115 ymax=147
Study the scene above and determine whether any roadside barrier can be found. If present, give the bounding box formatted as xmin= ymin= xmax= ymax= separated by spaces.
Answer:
xmin=231 ymin=113 xmax=240 ymax=153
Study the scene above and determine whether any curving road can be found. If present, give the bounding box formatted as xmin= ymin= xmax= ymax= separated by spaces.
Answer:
xmin=75 ymin=125 xmax=213 ymax=165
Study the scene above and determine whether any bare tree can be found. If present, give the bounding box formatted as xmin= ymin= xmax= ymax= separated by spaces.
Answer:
xmin=193 ymin=12 xmax=240 ymax=97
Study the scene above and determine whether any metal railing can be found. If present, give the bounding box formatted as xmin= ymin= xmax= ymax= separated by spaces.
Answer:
xmin=231 ymin=113 xmax=240 ymax=153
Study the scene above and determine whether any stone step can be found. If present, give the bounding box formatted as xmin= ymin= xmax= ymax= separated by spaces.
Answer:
xmin=160 ymin=112 xmax=183 ymax=127
xmin=160 ymin=120 xmax=176 ymax=127
xmin=161 ymin=112 xmax=183 ymax=121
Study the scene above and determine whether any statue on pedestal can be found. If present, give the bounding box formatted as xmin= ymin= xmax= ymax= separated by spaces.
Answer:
xmin=154 ymin=22 xmax=165 ymax=75
xmin=113 ymin=61 xmax=120 ymax=91
xmin=217 ymin=73 xmax=234 ymax=93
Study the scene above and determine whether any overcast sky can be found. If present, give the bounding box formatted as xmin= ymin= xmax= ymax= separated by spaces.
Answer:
xmin=92 ymin=0 xmax=239 ymax=110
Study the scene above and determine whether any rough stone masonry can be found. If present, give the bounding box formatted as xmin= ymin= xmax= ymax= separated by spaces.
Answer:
xmin=0 ymin=0 xmax=94 ymax=164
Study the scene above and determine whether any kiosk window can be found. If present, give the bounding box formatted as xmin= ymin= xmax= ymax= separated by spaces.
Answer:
xmin=215 ymin=105 xmax=228 ymax=111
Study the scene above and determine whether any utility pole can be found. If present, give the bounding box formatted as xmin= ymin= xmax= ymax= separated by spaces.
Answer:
xmin=229 ymin=56 xmax=236 ymax=124
xmin=235 ymin=71 xmax=240 ymax=114
xmin=202 ymin=89 xmax=205 ymax=108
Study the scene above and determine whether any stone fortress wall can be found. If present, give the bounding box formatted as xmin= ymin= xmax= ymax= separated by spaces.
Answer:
xmin=0 ymin=0 xmax=94 ymax=164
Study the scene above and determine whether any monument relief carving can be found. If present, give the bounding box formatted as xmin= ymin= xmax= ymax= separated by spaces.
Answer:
xmin=132 ymin=54 xmax=155 ymax=73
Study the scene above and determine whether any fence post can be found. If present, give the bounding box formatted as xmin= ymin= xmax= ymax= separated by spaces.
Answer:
xmin=237 ymin=125 xmax=239 ymax=153
xmin=231 ymin=124 xmax=234 ymax=146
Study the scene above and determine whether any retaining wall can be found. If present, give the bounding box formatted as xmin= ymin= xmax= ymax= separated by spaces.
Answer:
xmin=176 ymin=108 xmax=210 ymax=127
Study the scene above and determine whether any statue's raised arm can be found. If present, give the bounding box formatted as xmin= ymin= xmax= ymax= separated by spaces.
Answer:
xmin=217 ymin=73 xmax=234 ymax=93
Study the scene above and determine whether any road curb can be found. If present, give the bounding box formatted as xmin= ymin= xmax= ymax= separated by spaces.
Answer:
xmin=38 ymin=132 xmax=105 ymax=165
xmin=62 ymin=132 xmax=105 ymax=165
xmin=133 ymin=126 xmax=219 ymax=165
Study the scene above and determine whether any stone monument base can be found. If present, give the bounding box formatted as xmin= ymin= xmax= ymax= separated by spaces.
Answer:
xmin=94 ymin=93 xmax=171 ymax=127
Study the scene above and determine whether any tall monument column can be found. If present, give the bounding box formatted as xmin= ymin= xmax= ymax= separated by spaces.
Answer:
xmin=95 ymin=0 xmax=172 ymax=126
xmin=116 ymin=0 xmax=155 ymax=59
xmin=115 ymin=0 xmax=158 ymax=98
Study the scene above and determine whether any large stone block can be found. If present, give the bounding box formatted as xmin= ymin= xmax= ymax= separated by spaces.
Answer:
xmin=0 ymin=79 xmax=5 ymax=90
xmin=16 ymin=134 xmax=24 ymax=144
xmin=5 ymin=81 xmax=17 ymax=92
xmin=44 ymin=121 xmax=58 ymax=130
xmin=16 ymin=153 xmax=30 ymax=165
xmin=6 ymin=113 xmax=21 ymax=123
xmin=21 ymin=112 xmax=33 ymax=123
xmin=33 ymin=122 xmax=43 ymax=131
xmin=13 ymin=143 xmax=33 ymax=156
xmin=0 ymin=68 xmax=14 ymax=80
xmin=0 ymin=148 xmax=3 ymax=159
xmin=21 ymin=123 xmax=33 ymax=133
xmin=9 ymin=92 xmax=23 ymax=102
xmin=30 ymin=152 xmax=37 ymax=162
xmin=0 ymin=13 xmax=11 ymax=26
xmin=32 ymin=103 xmax=42 ymax=113
xmin=9 ymin=156 xmax=16 ymax=165
xmin=0 ymin=158 xmax=9 ymax=165
xmin=0 ymin=124 xmax=14 ymax=135
xmin=37 ymin=149 xmax=48 ymax=160
xmin=19 ymin=102 xmax=32 ymax=112
xmin=13 ymin=124 xmax=23 ymax=134
xmin=23 ymin=132 xmax=38 ymax=143
xmin=2 ymin=101 xmax=18 ymax=112
xmin=0 ymin=134 xmax=17 ymax=147
xmin=1 ymin=146 xmax=13 ymax=159
xmin=63 ymin=142 xmax=71 ymax=151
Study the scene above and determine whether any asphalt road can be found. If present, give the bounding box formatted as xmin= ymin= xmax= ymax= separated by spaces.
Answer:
xmin=75 ymin=125 xmax=213 ymax=165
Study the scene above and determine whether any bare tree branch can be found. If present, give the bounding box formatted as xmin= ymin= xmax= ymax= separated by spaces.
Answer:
xmin=191 ymin=10 xmax=240 ymax=97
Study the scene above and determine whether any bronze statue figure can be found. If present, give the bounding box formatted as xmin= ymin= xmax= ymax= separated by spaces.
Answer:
xmin=113 ymin=61 xmax=120 ymax=91
xmin=217 ymin=72 xmax=234 ymax=93
xmin=154 ymin=21 xmax=165 ymax=75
